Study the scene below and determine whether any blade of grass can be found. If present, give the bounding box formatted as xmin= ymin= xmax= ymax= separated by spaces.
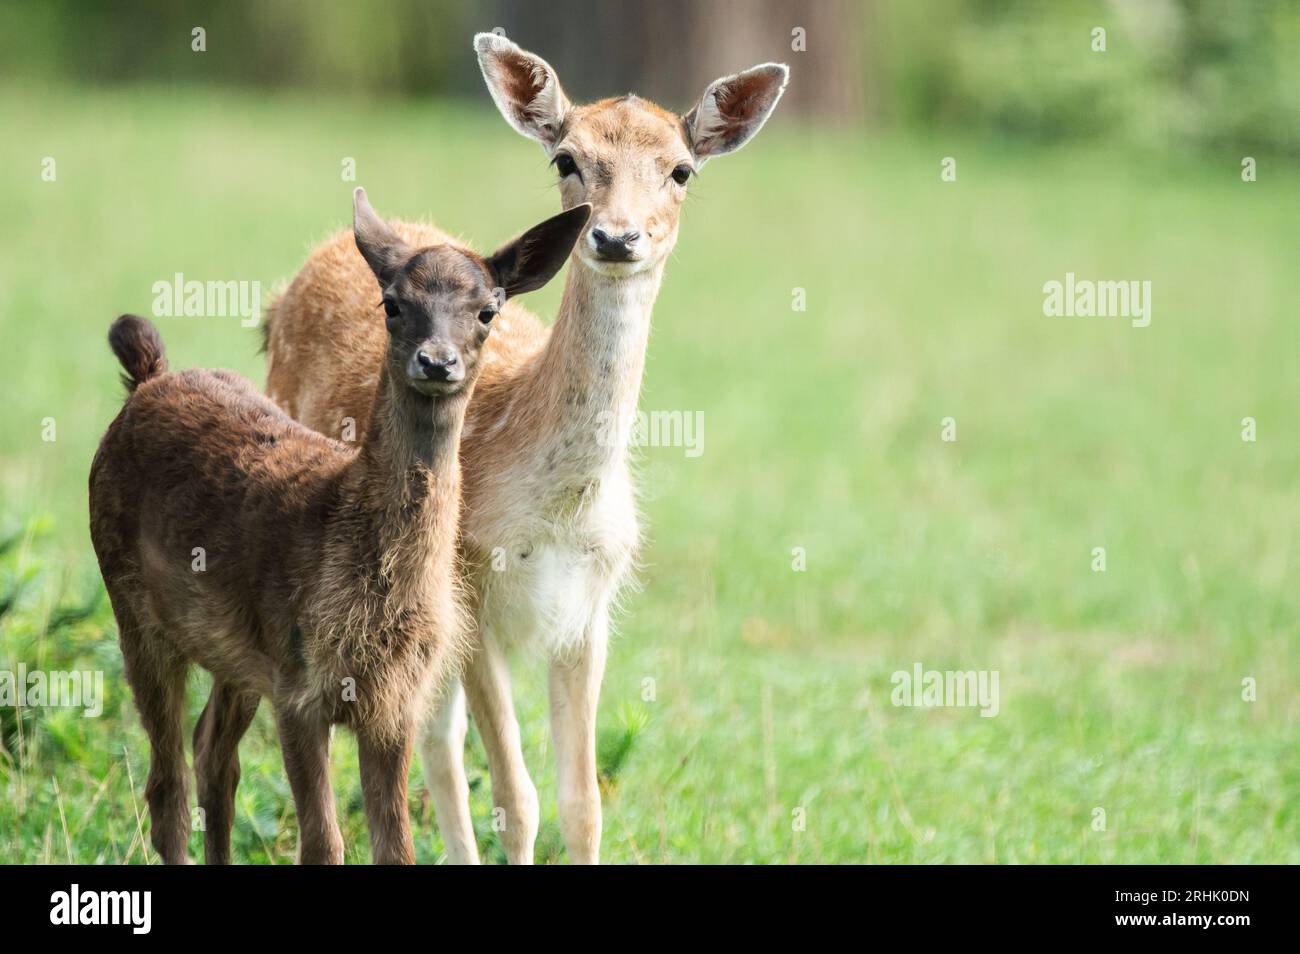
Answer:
xmin=52 ymin=775 xmax=73 ymax=862
xmin=122 ymin=744 xmax=148 ymax=865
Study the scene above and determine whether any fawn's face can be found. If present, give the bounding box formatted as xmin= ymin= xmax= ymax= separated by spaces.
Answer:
xmin=351 ymin=188 xmax=591 ymax=396
xmin=378 ymin=248 xmax=500 ymax=396
xmin=475 ymin=33 xmax=789 ymax=278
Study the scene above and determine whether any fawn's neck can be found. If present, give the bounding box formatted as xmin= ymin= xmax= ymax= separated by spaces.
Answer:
xmin=529 ymin=259 xmax=665 ymax=470
xmin=353 ymin=367 xmax=465 ymax=585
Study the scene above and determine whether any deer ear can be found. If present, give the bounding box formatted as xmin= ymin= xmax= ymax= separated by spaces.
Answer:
xmin=683 ymin=63 xmax=790 ymax=163
xmin=474 ymin=32 xmax=570 ymax=147
xmin=352 ymin=187 xmax=409 ymax=286
xmin=486 ymin=204 xmax=591 ymax=298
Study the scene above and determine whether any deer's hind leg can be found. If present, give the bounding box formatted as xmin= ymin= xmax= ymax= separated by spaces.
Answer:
xmin=193 ymin=680 xmax=260 ymax=864
xmin=118 ymin=615 xmax=193 ymax=865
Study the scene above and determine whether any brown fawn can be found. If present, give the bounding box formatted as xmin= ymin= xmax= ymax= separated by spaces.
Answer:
xmin=89 ymin=188 xmax=590 ymax=864
xmin=264 ymin=34 xmax=788 ymax=863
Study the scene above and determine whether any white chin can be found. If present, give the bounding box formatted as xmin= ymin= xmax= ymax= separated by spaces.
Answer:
xmin=579 ymin=254 xmax=653 ymax=278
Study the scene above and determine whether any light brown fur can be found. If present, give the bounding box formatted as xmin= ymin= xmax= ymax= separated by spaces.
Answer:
xmin=263 ymin=34 xmax=789 ymax=864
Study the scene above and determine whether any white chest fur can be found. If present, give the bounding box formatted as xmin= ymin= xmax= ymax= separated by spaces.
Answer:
xmin=472 ymin=462 xmax=639 ymax=654
xmin=465 ymin=263 xmax=660 ymax=656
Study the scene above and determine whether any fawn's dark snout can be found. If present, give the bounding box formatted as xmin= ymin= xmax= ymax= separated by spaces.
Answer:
xmin=413 ymin=347 xmax=460 ymax=384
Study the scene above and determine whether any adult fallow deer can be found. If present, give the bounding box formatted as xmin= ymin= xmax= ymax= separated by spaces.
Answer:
xmin=263 ymin=34 xmax=788 ymax=863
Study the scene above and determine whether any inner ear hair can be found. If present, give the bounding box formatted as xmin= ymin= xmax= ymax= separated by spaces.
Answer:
xmin=474 ymin=32 xmax=570 ymax=146
xmin=686 ymin=63 xmax=790 ymax=160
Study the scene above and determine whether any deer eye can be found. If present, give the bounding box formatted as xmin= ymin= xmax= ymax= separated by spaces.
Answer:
xmin=477 ymin=307 xmax=498 ymax=325
xmin=671 ymin=164 xmax=693 ymax=185
xmin=382 ymin=298 xmax=400 ymax=318
xmin=553 ymin=153 xmax=579 ymax=179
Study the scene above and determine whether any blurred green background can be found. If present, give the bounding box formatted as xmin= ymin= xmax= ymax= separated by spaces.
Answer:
xmin=1 ymin=1 xmax=1297 ymax=863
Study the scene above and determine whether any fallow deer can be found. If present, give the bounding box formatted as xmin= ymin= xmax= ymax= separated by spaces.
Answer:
xmin=263 ymin=34 xmax=788 ymax=863
xmin=90 ymin=188 xmax=590 ymax=864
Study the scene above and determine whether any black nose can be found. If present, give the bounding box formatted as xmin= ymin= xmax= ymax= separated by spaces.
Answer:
xmin=591 ymin=228 xmax=640 ymax=261
xmin=416 ymin=350 xmax=458 ymax=381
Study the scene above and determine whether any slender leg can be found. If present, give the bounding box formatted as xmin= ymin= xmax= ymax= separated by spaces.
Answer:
xmin=418 ymin=681 xmax=480 ymax=864
xmin=192 ymin=680 xmax=260 ymax=864
xmin=119 ymin=628 xmax=192 ymax=865
xmin=357 ymin=723 xmax=416 ymax=864
xmin=462 ymin=637 xmax=538 ymax=864
xmin=274 ymin=706 xmax=343 ymax=864
xmin=549 ymin=616 xmax=608 ymax=865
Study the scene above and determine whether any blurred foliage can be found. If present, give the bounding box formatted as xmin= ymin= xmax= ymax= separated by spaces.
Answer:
xmin=876 ymin=0 xmax=1300 ymax=156
xmin=0 ymin=0 xmax=476 ymax=96
xmin=2 ymin=1 xmax=1297 ymax=154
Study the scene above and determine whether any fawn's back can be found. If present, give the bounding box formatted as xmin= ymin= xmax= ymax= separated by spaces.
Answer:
xmin=90 ymin=366 xmax=356 ymax=699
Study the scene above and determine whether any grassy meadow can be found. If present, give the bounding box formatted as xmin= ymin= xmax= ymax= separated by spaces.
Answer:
xmin=1 ymin=82 xmax=1298 ymax=863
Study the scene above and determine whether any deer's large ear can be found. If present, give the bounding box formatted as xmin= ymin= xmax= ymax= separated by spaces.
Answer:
xmin=474 ymin=32 xmax=570 ymax=147
xmin=352 ymin=187 xmax=409 ymax=286
xmin=683 ymin=63 xmax=790 ymax=163
xmin=486 ymin=204 xmax=592 ymax=298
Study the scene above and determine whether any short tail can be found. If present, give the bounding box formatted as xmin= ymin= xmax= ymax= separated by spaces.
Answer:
xmin=107 ymin=315 xmax=168 ymax=393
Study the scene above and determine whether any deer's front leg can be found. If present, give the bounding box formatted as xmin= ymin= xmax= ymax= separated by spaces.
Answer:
xmin=357 ymin=723 xmax=417 ymax=865
xmin=549 ymin=616 xmax=608 ymax=865
xmin=419 ymin=681 xmax=480 ymax=864
xmin=463 ymin=636 xmax=538 ymax=864
xmin=275 ymin=706 xmax=344 ymax=865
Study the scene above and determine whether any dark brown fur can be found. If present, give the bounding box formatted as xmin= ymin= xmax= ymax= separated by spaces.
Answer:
xmin=91 ymin=321 xmax=465 ymax=864
xmin=89 ymin=193 xmax=589 ymax=865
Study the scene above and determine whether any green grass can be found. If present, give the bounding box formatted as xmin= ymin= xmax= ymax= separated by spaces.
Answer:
xmin=2 ymin=82 xmax=1298 ymax=863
